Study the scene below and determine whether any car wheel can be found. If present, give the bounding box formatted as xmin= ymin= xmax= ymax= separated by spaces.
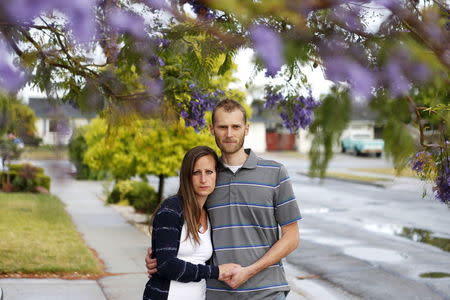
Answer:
xmin=341 ymin=145 xmax=346 ymax=153
xmin=376 ymin=153 xmax=382 ymax=158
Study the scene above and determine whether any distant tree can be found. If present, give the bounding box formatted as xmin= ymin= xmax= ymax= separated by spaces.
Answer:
xmin=0 ymin=94 xmax=37 ymax=144
xmin=83 ymin=117 xmax=219 ymax=201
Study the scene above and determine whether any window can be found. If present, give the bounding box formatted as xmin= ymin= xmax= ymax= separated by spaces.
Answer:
xmin=49 ymin=119 xmax=70 ymax=134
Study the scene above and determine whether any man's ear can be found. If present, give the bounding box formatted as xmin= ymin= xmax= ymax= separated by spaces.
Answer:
xmin=210 ymin=124 xmax=215 ymax=136
xmin=244 ymin=123 xmax=249 ymax=136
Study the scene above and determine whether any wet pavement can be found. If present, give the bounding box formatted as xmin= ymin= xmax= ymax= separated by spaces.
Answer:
xmin=263 ymin=153 xmax=450 ymax=300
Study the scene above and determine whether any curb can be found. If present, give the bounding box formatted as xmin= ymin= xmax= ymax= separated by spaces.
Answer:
xmin=297 ymin=172 xmax=389 ymax=188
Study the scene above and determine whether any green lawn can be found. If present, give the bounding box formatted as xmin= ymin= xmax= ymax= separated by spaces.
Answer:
xmin=350 ymin=167 xmax=418 ymax=178
xmin=0 ymin=193 xmax=103 ymax=276
xmin=326 ymin=171 xmax=392 ymax=183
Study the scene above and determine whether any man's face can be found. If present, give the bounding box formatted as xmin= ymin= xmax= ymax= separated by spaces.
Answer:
xmin=210 ymin=108 xmax=249 ymax=155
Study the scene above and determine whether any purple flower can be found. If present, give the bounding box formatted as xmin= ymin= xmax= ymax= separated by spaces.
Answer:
xmin=5 ymin=0 xmax=56 ymax=22
xmin=64 ymin=0 xmax=96 ymax=42
xmin=410 ymin=151 xmax=432 ymax=173
xmin=324 ymin=56 xmax=375 ymax=99
xmin=250 ymin=25 xmax=284 ymax=77
xmin=332 ymin=6 xmax=364 ymax=32
xmin=264 ymin=89 xmax=283 ymax=109
xmin=180 ymin=85 xmax=223 ymax=131
xmin=385 ymin=60 xmax=410 ymax=97
xmin=434 ymin=160 xmax=450 ymax=204
xmin=0 ymin=41 xmax=26 ymax=91
xmin=4 ymin=0 xmax=96 ymax=42
xmin=145 ymin=0 xmax=170 ymax=11
xmin=277 ymin=93 xmax=320 ymax=133
xmin=109 ymin=8 xmax=147 ymax=38
xmin=382 ymin=47 xmax=431 ymax=97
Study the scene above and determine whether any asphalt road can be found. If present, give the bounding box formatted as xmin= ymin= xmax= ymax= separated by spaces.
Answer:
xmin=263 ymin=152 xmax=450 ymax=300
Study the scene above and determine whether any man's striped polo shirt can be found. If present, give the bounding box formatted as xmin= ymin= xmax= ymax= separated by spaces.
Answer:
xmin=206 ymin=149 xmax=302 ymax=299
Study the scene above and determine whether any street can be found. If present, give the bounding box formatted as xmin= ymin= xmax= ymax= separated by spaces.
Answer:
xmin=262 ymin=152 xmax=450 ymax=299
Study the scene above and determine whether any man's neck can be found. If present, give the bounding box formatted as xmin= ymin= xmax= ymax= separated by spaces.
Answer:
xmin=221 ymin=148 xmax=248 ymax=166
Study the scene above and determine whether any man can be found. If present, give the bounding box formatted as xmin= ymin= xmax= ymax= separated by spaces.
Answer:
xmin=146 ymin=99 xmax=301 ymax=299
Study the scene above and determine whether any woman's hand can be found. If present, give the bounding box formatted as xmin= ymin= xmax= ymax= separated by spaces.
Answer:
xmin=145 ymin=248 xmax=158 ymax=278
xmin=218 ymin=263 xmax=240 ymax=281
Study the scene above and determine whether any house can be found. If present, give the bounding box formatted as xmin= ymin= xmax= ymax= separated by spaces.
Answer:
xmin=246 ymin=100 xmax=298 ymax=153
xmin=249 ymin=100 xmax=383 ymax=154
xmin=28 ymin=97 xmax=95 ymax=145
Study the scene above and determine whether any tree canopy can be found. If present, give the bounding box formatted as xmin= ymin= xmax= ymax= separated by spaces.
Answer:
xmin=0 ymin=0 xmax=448 ymax=203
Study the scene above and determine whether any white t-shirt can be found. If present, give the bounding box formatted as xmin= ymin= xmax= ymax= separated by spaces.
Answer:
xmin=167 ymin=219 xmax=213 ymax=300
xmin=223 ymin=163 xmax=243 ymax=173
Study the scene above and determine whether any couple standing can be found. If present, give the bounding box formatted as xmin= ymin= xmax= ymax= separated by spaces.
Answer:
xmin=143 ymin=99 xmax=302 ymax=300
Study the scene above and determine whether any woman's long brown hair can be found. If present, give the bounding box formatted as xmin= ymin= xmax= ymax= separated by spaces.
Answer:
xmin=178 ymin=146 xmax=218 ymax=244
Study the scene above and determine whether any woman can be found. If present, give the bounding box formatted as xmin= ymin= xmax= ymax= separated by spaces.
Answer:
xmin=143 ymin=146 xmax=239 ymax=300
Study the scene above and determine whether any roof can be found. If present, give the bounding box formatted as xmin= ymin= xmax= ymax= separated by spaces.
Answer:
xmin=28 ymin=97 xmax=96 ymax=119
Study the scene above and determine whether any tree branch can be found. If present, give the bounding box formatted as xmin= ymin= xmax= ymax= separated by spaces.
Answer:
xmin=405 ymin=95 xmax=444 ymax=149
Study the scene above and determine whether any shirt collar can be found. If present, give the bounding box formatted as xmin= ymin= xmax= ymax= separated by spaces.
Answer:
xmin=218 ymin=148 xmax=258 ymax=171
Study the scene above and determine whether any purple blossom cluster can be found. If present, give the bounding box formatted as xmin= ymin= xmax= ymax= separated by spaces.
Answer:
xmin=265 ymin=89 xmax=320 ymax=133
xmin=280 ymin=95 xmax=320 ymax=133
xmin=250 ymin=25 xmax=284 ymax=77
xmin=434 ymin=158 xmax=450 ymax=204
xmin=108 ymin=8 xmax=147 ymax=39
xmin=411 ymin=150 xmax=450 ymax=204
xmin=264 ymin=89 xmax=284 ymax=109
xmin=322 ymin=36 xmax=431 ymax=99
xmin=180 ymin=84 xmax=223 ymax=132
xmin=3 ymin=0 xmax=96 ymax=42
xmin=0 ymin=41 xmax=26 ymax=91
xmin=410 ymin=151 xmax=432 ymax=173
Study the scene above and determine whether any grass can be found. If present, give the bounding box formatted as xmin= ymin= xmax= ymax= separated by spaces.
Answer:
xmin=326 ymin=171 xmax=392 ymax=183
xmin=419 ymin=272 xmax=450 ymax=278
xmin=350 ymin=167 xmax=418 ymax=178
xmin=21 ymin=146 xmax=68 ymax=160
xmin=0 ymin=193 xmax=103 ymax=276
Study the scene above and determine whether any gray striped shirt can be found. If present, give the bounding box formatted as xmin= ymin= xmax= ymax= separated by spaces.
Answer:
xmin=206 ymin=149 xmax=302 ymax=300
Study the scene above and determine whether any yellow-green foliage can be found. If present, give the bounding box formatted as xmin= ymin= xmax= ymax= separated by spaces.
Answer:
xmin=83 ymin=117 xmax=219 ymax=180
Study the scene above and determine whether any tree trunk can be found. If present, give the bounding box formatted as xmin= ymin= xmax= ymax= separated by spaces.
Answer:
xmin=158 ymin=174 xmax=165 ymax=203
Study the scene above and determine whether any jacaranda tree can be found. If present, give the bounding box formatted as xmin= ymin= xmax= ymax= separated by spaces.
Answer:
xmin=0 ymin=0 xmax=448 ymax=204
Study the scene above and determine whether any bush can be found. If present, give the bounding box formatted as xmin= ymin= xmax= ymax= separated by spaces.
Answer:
xmin=22 ymin=135 xmax=42 ymax=147
xmin=107 ymin=180 xmax=158 ymax=214
xmin=0 ymin=163 xmax=51 ymax=192
xmin=68 ymin=128 xmax=107 ymax=180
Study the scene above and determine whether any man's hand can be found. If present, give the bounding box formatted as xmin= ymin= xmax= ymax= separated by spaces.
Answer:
xmin=218 ymin=263 xmax=241 ymax=281
xmin=224 ymin=265 xmax=254 ymax=289
xmin=145 ymin=247 xmax=157 ymax=278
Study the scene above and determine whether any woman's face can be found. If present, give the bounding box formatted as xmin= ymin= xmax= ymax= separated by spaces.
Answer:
xmin=191 ymin=155 xmax=217 ymax=200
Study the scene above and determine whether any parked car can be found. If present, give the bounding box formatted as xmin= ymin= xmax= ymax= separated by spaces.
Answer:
xmin=341 ymin=134 xmax=384 ymax=157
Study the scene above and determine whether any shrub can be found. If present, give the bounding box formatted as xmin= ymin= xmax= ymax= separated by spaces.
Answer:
xmin=68 ymin=128 xmax=107 ymax=180
xmin=107 ymin=180 xmax=158 ymax=214
xmin=0 ymin=163 xmax=51 ymax=192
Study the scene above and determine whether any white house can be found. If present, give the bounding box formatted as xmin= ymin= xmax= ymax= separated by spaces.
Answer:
xmin=28 ymin=98 xmax=95 ymax=145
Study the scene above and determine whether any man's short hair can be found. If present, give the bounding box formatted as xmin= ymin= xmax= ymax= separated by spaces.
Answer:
xmin=212 ymin=99 xmax=247 ymax=124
